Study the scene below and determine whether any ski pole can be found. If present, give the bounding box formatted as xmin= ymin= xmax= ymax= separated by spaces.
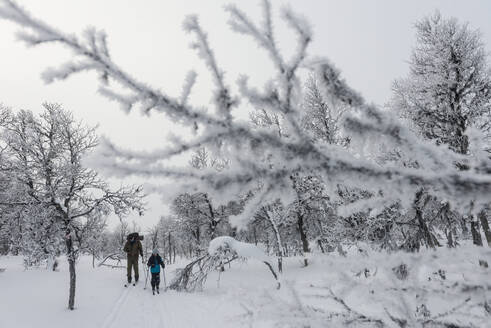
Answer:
xmin=122 ymin=256 xmax=127 ymax=286
xmin=144 ymin=266 xmax=149 ymax=290
xmin=162 ymin=267 xmax=167 ymax=288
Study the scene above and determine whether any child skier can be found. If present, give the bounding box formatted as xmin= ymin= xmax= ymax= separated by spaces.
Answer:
xmin=147 ymin=249 xmax=165 ymax=295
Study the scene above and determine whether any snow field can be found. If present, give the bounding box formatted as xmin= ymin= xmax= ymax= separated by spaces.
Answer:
xmin=0 ymin=245 xmax=490 ymax=327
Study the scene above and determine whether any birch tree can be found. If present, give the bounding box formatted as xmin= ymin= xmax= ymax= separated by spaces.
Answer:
xmin=0 ymin=103 xmax=144 ymax=310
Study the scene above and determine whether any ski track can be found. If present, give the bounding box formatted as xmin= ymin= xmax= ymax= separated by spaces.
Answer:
xmin=99 ymin=284 xmax=228 ymax=328
xmin=98 ymin=266 xmax=231 ymax=328
xmin=157 ymin=291 xmax=224 ymax=328
xmin=100 ymin=286 xmax=132 ymax=328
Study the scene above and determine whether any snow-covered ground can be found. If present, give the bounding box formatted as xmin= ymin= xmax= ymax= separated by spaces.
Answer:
xmin=0 ymin=245 xmax=490 ymax=327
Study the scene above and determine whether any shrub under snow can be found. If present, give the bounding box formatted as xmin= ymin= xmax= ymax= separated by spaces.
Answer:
xmin=230 ymin=245 xmax=491 ymax=327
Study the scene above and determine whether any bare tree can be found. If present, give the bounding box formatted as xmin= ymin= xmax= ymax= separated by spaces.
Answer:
xmin=0 ymin=103 xmax=145 ymax=310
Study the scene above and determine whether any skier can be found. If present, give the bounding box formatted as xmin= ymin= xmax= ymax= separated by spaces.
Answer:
xmin=123 ymin=232 xmax=144 ymax=286
xmin=147 ymin=249 xmax=165 ymax=295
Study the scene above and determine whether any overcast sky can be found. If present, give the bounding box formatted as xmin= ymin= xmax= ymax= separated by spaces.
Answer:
xmin=1 ymin=0 xmax=491 ymax=230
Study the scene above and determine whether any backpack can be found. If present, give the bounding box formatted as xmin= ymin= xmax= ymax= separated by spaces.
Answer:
xmin=150 ymin=255 xmax=161 ymax=274
xmin=127 ymin=232 xmax=144 ymax=241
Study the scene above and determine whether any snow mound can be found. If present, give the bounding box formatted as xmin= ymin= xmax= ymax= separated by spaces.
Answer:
xmin=208 ymin=236 xmax=270 ymax=262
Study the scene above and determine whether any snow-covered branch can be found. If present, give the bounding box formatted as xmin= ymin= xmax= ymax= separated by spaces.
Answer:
xmin=1 ymin=0 xmax=490 ymax=221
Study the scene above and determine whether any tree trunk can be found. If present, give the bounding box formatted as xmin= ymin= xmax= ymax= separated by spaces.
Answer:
xmin=297 ymin=212 xmax=310 ymax=266
xmin=470 ymin=215 xmax=483 ymax=246
xmin=445 ymin=228 xmax=454 ymax=248
xmin=195 ymin=227 xmax=200 ymax=256
xmin=263 ymin=208 xmax=284 ymax=273
xmin=416 ymin=210 xmax=439 ymax=248
xmin=204 ymin=194 xmax=218 ymax=239
xmin=263 ymin=261 xmax=281 ymax=289
xmin=478 ymin=210 xmax=491 ymax=247
xmin=461 ymin=217 xmax=469 ymax=237
xmin=317 ymin=239 xmax=325 ymax=253
xmin=441 ymin=202 xmax=456 ymax=248
xmin=277 ymin=255 xmax=283 ymax=273
xmin=168 ymin=232 xmax=172 ymax=265
xmin=68 ymin=255 xmax=76 ymax=310
xmin=413 ymin=190 xmax=437 ymax=249
xmin=66 ymin=231 xmax=77 ymax=310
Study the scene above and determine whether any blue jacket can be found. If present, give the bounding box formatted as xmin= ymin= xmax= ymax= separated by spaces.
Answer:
xmin=147 ymin=254 xmax=164 ymax=274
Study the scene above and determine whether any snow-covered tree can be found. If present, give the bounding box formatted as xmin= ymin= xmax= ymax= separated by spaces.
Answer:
xmin=80 ymin=213 xmax=109 ymax=268
xmin=246 ymin=83 xmax=335 ymax=267
xmin=156 ymin=215 xmax=182 ymax=262
xmin=171 ymin=191 xmax=236 ymax=255
xmin=288 ymin=173 xmax=329 ymax=265
xmin=392 ymin=12 xmax=491 ymax=155
xmin=96 ymin=221 xmax=130 ymax=267
xmin=391 ymin=12 xmax=491 ymax=246
xmin=251 ymin=200 xmax=287 ymax=272
xmin=0 ymin=171 xmax=20 ymax=255
xmin=0 ymin=103 xmax=144 ymax=309
xmin=189 ymin=147 xmax=229 ymax=172
xmin=115 ymin=220 xmax=130 ymax=249
xmin=301 ymin=75 xmax=350 ymax=146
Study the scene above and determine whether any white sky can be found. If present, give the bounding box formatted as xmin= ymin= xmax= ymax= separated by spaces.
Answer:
xmin=1 ymin=0 xmax=491 ymax=230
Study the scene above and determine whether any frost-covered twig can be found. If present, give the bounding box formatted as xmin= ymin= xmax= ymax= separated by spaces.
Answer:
xmin=183 ymin=15 xmax=237 ymax=122
xmin=326 ymin=287 xmax=385 ymax=327
xmin=1 ymin=0 xmax=490 ymax=220
xmin=0 ymin=0 xmax=224 ymax=127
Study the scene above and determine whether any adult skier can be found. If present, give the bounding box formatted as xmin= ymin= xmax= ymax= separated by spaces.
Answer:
xmin=147 ymin=249 xmax=165 ymax=295
xmin=123 ymin=232 xmax=143 ymax=286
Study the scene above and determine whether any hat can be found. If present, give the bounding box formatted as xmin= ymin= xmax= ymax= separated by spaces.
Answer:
xmin=152 ymin=249 xmax=158 ymax=254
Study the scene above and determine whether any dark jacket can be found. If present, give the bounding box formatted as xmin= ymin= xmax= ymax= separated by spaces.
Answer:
xmin=124 ymin=240 xmax=143 ymax=259
xmin=147 ymin=254 xmax=165 ymax=270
